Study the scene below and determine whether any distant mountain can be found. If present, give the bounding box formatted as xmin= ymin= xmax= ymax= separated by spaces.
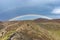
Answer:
xmin=34 ymin=18 xmax=49 ymax=22
xmin=34 ymin=18 xmax=60 ymax=23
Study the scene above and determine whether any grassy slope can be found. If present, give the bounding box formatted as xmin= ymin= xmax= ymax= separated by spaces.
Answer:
xmin=37 ymin=22 xmax=60 ymax=40
xmin=0 ymin=21 xmax=60 ymax=40
xmin=15 ymin=22 xmax=54 ymax=40
xmin=0 ymin=21 xmax=55 ymax=40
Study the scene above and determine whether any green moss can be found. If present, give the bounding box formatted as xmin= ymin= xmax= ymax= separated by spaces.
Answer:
xmin=1 ymin=30 xmax=16 ymax=40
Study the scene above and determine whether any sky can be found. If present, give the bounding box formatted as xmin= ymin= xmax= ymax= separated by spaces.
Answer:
xmin=9 ymin=14 xmax=52 ymax=21
xmin=0 ymin=0 xmax=60 ymax=21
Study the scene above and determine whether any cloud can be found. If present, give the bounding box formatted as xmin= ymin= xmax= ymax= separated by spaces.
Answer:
xmin=0 ymin=0 xmax=60 ymax=21
xmin=0 ymin=0 xmax=59 ymax=14
xmin=51 ymin=7 xmax=60 ymax=14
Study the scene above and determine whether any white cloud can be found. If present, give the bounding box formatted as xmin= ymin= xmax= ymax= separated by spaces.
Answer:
xmin=52 ymin=7 xmax=60 ymax=14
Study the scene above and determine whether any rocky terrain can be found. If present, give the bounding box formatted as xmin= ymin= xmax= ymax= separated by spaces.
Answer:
xmin=0 ymin=18 xmax=60 ymax=40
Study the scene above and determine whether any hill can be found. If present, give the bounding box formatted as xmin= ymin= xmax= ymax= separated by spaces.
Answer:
xmin=34 ymin=18 xmax=60 ymax=23
xmin=0 ymin=18 xmax=60 ymax=40
xmin=34 ymin=18 xmax=60 ymax=40
xmin=0 ymin=21 xmax=55 ymax=40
